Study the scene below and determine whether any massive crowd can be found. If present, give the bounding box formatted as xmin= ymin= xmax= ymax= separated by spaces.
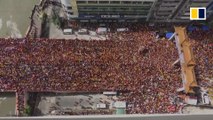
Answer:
xmin=0 ymin=24 xmax=212 ymax=114
xmin=189 ymin=30 xmax=213 ymax=88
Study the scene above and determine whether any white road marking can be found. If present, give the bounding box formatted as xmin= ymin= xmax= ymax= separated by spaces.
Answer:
xmin=6 ymin=20 xmax=22 ymax=38
xmin=0 ymin=19 xmax=2 ymax=30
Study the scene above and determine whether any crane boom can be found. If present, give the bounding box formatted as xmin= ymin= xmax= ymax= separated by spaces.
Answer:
xmin=174 ymin=27 xmax=198 ymax=94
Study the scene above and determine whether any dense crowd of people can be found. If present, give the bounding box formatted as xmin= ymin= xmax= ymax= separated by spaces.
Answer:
xmin=0 ymin=24 xmax=212 ymax=114
xmin=189 ymin=30 xmax=213 ymax=88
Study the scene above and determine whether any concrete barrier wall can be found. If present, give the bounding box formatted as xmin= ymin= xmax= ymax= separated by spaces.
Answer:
xmin=25 ymin=0 xmax=47 ymax=38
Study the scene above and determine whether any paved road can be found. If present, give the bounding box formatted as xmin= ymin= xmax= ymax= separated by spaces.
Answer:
xmin=0 ymin=93 xmax=16 ymax=116
xmin=0 ymin=0 xmax=38 ymax=37
xmin=0 ymin=114 xmax=213 ymax=120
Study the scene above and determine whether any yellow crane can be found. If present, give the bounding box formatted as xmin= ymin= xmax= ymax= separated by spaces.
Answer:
xmin=171 ymin=27 xmax=198 ymax=94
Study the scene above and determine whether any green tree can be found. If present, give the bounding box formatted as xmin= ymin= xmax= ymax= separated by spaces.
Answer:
xmin=24 ymin=105 xmax=32 ymax=116
xmin=52 ymin=10 xmax=62 ymax=28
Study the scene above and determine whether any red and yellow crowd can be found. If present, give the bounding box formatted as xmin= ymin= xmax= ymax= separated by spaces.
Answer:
xmin=0 ymin=24 xmax=212 ymax=114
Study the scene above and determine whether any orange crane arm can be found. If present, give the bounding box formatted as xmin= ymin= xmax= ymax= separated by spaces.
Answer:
xmin=174 ymin=27 xmax=198 ymax=94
